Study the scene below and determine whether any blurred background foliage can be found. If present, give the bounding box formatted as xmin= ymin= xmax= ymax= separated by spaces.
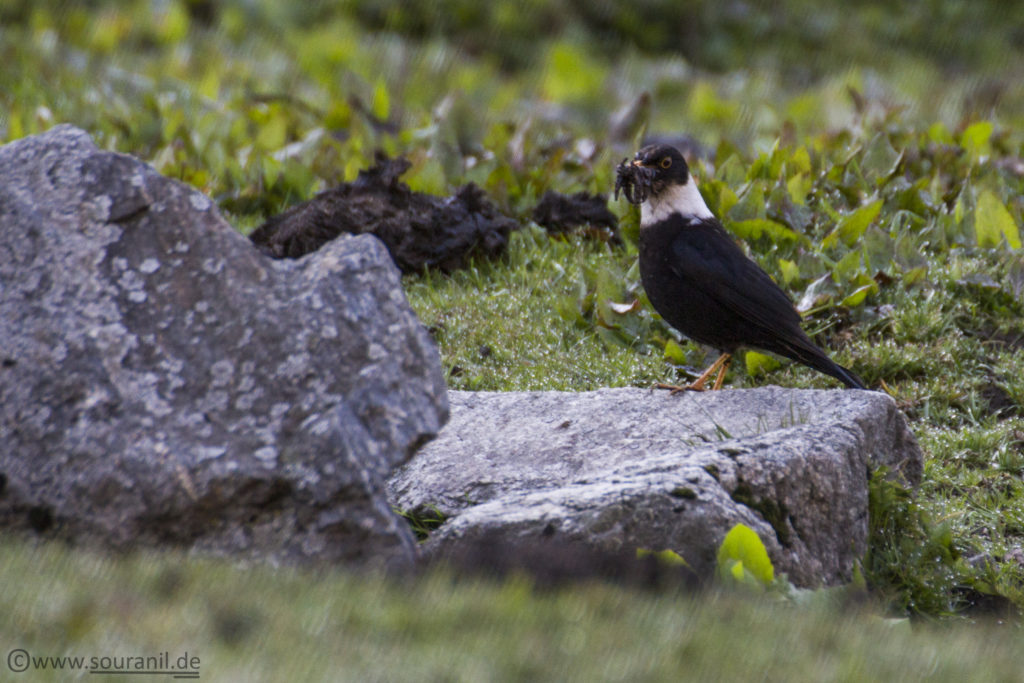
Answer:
xmin=2 ymin=0 xmax=1024 ymax=628
xmin=2 ymin=0 xmax=1023 ymax=215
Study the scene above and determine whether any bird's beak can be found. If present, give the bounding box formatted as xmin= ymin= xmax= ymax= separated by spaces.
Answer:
xmin=631 ymin=159 xmax=644 ymax=167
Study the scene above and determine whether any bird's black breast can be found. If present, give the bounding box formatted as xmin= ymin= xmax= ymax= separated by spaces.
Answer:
xmin=638 ymin=213 xmax=805 ymax=353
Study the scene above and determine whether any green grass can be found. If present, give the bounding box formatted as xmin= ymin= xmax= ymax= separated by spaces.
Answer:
xmin=405 ymin=227 xmax=672 ymax=390
xmin=2 ymin=540 xmax=1024 ymax=682
xmin=3 ymin=0 xmax=1024 ymax=676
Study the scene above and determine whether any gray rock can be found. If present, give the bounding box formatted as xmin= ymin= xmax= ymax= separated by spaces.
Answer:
xmin=389 ymin=387 xmax=922 ymax=586
xmin=0 ymin=125 xmax=448 ymax=565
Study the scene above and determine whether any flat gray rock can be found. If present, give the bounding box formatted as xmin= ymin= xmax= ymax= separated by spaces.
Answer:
xmin=0 ymin=126 xmax=448 ymax=565
xmin=389 ymin=387 xmax=922 ymax=586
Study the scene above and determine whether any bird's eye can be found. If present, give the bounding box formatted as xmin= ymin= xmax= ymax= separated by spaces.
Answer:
xmin=660 ymin=157 xmax=672 ymax=169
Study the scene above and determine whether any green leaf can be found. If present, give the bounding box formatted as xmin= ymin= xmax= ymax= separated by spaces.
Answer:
xmin=745 ymin=350 xmax=781 ymax=377
xmin=786 ymin=172 xmax=812 ymax=205
xmin=154 ymin=0 xmax=190 ymax=44
xmin=372 ymin=78 xmax=390 ymax=121
xmin=663 ymin=339 xmax=688 ymax=365
xmin=716 ymin=524 xmax=774 ymax=588
xmin=927 ymin=122 xmax=954 ymax=144
xmin=637 ymin=548 xmax=690 ymax=567
xmin=961 ymin=121 xmax=993 ymax=162
xmin=902 ymin=266 xmax=928 ymax=286
xmin=688 ymin=82 xmax=740 ymax=126
xmin=256 ymin=113 xmax=287 ymax=151
xmin=840 ymin=199 xmax=883 ymax=245
xmin=406 ymin=157 xmax=446 ymax=195
xmin=729 ymin=218 xmax=801 ymax=244
xmin=861 ymin=133 xmax=902 ymax=185
xmin=974 ymin=190 xmax=1021 ymax=249
xmin=701 ymin=179 xmax=738 ymax=217
xmin=777 ymin=258 xmax=800 ymax=286
xmin=728 ymin=182 xmax=766 ymax=221
xmin=833 ymin=249 xmax=863 ymax=282
xmin=715 ymin=154 xmax=746 ymax=187
xmin=261 ymin=155 xmax=282 ymax=187
xmin=824 ymin=199 xmax=883 ymax=249
xmin=841 ymin=284 xmax=873 ymax=307
xmin=324 ymin=100 xmax=353 ymax=130
xmin=789 ymin=145 xmax=812 ymax=176
xmin=718 ymin=183 xmax=739 ymax=216
xmin=862 ymin=225 xmax=896 ymax=273
xmin=542 ymin=41 xmax=605 ymax=102
xmin=785 ymin=92 xmax=824 ymax=130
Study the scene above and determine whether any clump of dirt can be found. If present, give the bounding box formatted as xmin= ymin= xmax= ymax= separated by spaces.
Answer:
xmin=250 ymin=154 xmax=520 ymax=273
xmin=979 ymin=380 xmax=1022 ymax=419
xmin=531 ymin=190 xmax=621 ymax=244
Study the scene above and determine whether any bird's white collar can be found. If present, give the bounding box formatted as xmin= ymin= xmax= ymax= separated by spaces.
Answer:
xmin=640 ymin=180 xmax=713 ymax=227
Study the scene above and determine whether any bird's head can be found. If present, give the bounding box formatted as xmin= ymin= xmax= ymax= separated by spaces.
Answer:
xmin=631 ymin=144 xmax=690 ymax=187
xmin=615 ymin=144 xmax=711 ymax=226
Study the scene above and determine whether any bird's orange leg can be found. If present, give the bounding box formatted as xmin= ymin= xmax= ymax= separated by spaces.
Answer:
xmin=656 ymin=352 xmax=732 ymax=394
xmin=711 ymin=354 xmax=732 ymax=391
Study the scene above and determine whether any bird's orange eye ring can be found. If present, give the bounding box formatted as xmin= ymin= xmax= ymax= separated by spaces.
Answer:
xmin=660 ymin=157 xmax=672 ymax=169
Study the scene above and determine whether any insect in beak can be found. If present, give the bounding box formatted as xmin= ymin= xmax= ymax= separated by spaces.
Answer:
xmin=615 ymin=158 xmax=655 ymax=205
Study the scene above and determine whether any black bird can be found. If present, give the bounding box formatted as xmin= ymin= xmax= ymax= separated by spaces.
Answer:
xmin=615 ymin=144 xmax=865 ymax=391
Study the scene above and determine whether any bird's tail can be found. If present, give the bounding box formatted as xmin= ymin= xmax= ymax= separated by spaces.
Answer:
xmin=776 ymin=338 xmax=867 ymax=390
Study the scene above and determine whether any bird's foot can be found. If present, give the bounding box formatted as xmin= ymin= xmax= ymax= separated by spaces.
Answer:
xmin=654 ymin=382 xmax=706 ymax=394
xmin=656 ymin=352 xmax=733 ymax=395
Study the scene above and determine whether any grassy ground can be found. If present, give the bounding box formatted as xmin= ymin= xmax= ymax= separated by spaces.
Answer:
xmin=3 ymin=0 xmax=1024 ymax=677
xmin=2 ymin=540 xmax=1024 ymax=682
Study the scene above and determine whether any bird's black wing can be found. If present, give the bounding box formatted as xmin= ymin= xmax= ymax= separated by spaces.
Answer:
xmin=668 ymin=216 xmax=804 ymax=337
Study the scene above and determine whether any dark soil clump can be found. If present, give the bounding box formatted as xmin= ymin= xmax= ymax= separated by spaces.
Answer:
xmin=251 ymin=153 xmax=520 ymax=273
xmin=531 ymin=190 xmax=621 ymax=244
